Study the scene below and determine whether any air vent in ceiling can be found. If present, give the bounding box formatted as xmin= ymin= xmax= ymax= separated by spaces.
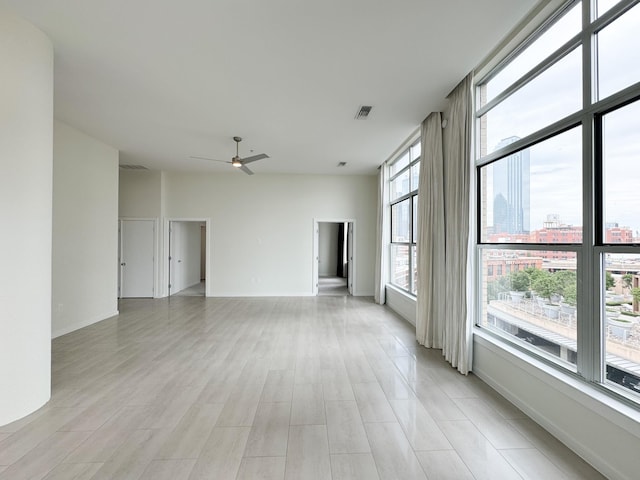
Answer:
xmin=355 ymin=105 xmax=373 ymax=120
xmin=119 ymin=164 xmax=148 ymax=170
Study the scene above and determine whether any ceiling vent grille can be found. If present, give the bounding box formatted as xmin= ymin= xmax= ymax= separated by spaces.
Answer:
xmin=355 ymin=105 xmax=373 ymax=120
xmin=119 ymin=164 xmax=148 ymax=170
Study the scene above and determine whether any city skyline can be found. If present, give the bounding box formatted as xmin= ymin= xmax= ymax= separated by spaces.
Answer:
xmin=492 ymin=136 xmax=530 ymax=234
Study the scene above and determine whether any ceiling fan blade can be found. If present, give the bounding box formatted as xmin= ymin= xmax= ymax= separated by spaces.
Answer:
xmin=240 ymin=153 xmax=269 ymax=165
xmin=239 ymin=164 xmax=254 ymax=175
xmin=190 ymin=156 xmax=230 ymax=164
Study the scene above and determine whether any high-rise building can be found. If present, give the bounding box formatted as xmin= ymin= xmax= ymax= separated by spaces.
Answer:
xmin=493 ymin=136 xmax=530 ymax=234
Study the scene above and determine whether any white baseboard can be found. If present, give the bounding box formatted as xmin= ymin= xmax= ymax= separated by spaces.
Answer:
xmin=208 ymin=292 xmax=314 ymax=298
xmin=207 ymin=292 xmax=373 ymax=298
xmin=52 ymin=310 xmax=119 ymax=339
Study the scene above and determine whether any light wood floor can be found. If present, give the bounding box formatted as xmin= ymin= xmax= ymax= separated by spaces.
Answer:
xmin=0 ymin=296 xmax=605 ymax=480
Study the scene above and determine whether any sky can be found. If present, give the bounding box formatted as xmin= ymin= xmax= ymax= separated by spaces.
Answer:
xmin=481 ymin=1 xmax=640 ymax=233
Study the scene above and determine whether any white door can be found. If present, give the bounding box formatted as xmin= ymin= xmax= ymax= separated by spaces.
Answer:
xmin=120 ymin=220 xmax=155 ymax=298
xmin=313 ymin=222 xmax=320 ymax=295
xmin=169 ymin=221 xmax=182 ymax=295
xmin=347 ymin=222 xmax=354 ymax=295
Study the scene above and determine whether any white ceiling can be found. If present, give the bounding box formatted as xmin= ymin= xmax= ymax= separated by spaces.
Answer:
xmin=2 ymin=0 xmax=538 ymax=175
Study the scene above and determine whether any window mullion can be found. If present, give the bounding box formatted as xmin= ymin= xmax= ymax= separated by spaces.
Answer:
xmin=579 ymin=115 xmax=599 ymax=380
xmin=576 ymin=0 xmax=599 ymax=382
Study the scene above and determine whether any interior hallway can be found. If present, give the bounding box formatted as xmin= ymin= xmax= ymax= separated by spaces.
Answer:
xmin=318 ymin=276 xmax=349 ymax=297
xmin=175 ymin=281 xmax=206 ymax=297
xmin=0 ymin=296 xmax=604 ymax=479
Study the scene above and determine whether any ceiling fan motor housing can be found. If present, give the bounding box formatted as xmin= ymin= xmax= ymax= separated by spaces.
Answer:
xmin=190 ymin=135 xmax=266 ymax=175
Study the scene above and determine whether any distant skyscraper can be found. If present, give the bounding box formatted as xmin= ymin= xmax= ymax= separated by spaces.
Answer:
xmin=493 ymin=136 xmax=530 ymax=234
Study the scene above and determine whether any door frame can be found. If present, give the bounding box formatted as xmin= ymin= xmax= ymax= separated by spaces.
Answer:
xmin=164 ymin=217 xmax=211 ymax=297
xmin=118 ymin=217 xmax=159 ymax=298
xmin=312 ymin=218 xmax=356 ymax=296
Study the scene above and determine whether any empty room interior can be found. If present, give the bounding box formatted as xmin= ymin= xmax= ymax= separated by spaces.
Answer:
xmin=2 ymin=0 xmax=640 ymax=479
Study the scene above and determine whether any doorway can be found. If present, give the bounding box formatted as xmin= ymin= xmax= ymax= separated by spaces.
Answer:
xmin=313 ymin=220 xmax=355 ymax=296
xmin=169 ymin=220 xmax=207 ymax=296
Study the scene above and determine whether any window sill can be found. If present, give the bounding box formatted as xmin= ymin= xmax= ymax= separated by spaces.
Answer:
xmin=386 ymin=283 xmax=416 ymax=300
xmin=385 ymin=284 xmax=416 ymax=325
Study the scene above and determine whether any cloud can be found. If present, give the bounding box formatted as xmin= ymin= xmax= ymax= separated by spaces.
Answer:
xmin=530 ymin=165 xmax=571 ymax=175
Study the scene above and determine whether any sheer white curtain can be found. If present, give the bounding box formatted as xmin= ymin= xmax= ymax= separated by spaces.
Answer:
xmin=416 ymin=113 xmax=445 ymax=347
xmin=442 ymin=73 xmax=473 ymax=374
xmin=374 ymin=166 xmax=388 ymax=304
xmin=415 ymin=74 xmax=473 ymax=374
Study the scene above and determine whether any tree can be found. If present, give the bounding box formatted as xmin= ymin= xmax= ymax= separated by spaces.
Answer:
xmin=487 ymin=276 xmax=510 ymax=301
xmin=555 ymin=270 xmax=576 ymax=297
xmin=623 ymin=273 xmax=634 ymax=292
xmin=524 ymin=267 xmax=545 ymax=285
xmin=526 ymin=268 xmax=546 ymax=295
xmin=563 ymin=282 xmax=577 ymax=306
xmin=632 ymin=287 xmax=640 ymax=305
xmin=605 ymin=271 xmax=615 ymax=290
xmin=532 ymin=271 xmax=561 ymax=300
xmin=509 ymin=270 xmax=531 ymax=292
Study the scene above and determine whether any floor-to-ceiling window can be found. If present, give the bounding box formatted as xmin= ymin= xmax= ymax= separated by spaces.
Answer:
xmin=475 ymin=0 xmax=640 ymax=400
xmin=389 ymin=140 xmax=421 ymax=295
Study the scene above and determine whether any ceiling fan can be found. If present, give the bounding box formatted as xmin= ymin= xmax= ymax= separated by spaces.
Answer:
xmin=191 ymin=136 xmax=269 ymax=175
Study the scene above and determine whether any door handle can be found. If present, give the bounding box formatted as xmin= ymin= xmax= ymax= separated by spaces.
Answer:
xmin=120 ymin=262 xmax=126 ymax=266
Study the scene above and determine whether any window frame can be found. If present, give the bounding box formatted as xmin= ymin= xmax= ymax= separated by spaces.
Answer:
xmin=388 ymin=140 xmax=421 ymax=295
xmin=474 ymin=0 xmax=640 ymax=405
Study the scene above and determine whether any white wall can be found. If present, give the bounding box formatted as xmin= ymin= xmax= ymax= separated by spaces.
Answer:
xmin=318 ymin=222 xmax=339 ymax=276
xmin=119 ymin=169 xmax=162 ymax=218
xmin=0 ymin=9 xmax=53 ymax=426
xmin=159 ymin=172 xmax=377 ymax=296
xmin=52 ymin=121 xmax=119 ymax=338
